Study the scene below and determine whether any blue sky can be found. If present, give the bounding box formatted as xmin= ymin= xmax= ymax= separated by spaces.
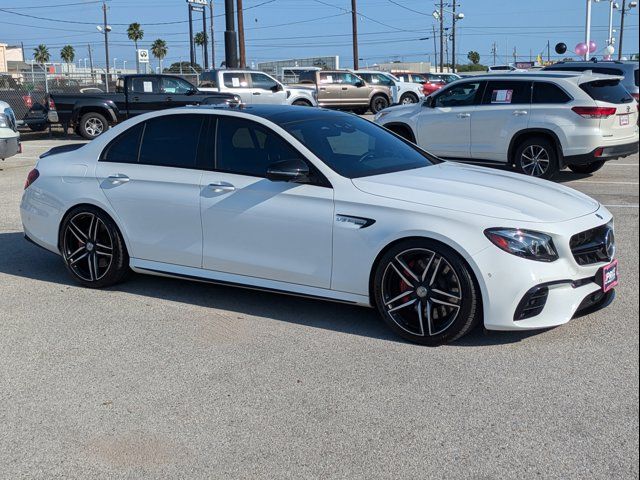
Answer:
xmin=1 ymin=0 xmax=638 ymax=68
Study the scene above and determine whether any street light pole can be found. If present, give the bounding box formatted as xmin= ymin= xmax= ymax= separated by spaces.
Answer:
xmin=585 ymin=0 xmax=592 ymax=60
xmin=617 ymin=0 xmax=636 ymax=59
xmin=439 ymin=0 xmax=444 ymax=72
xmin=351 ymin=0 xmax=359 ymax=70
xmin=102 ymin=1 xmax=110 ymax=92
xmin=188 ymin=4 xmax=195 ymax=67
xmin=237 ymin=0 xmax=246 ymax=68
xmin=452 ymin=1 xmax=457 ymax=73
xmin=209 ymin=1 xmax=215 ymax=68
xmin=202 ymin=6 xmax=209 ymax=70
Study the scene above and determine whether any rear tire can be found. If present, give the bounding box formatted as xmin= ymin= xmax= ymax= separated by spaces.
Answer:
xmin=568 ymin=161 xmax=605 ymax=174
xmin=513 ymin=136 xmax=559 ymax=179
xmin=370 ymin=95 xmax=390 ymax=114
xmin=78 ymin=112 xmax=109 ymax=140
xmin=373 ymin=239 xmax=480 ymax=346
xmin=59 ymin=206 xmax=130 ymax=289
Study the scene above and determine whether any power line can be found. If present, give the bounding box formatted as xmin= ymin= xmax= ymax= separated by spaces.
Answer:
xmin=1 ymin=1 xmax=102 ymax=9
xmin=385 ymin=0 xmax=430 ymax=16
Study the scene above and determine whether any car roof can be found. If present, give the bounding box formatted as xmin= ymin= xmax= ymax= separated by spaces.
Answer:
xmin=182 ymin=104 xmax=357 ymax=125
xmin=453 ymin=72 xmax=624 ymax=83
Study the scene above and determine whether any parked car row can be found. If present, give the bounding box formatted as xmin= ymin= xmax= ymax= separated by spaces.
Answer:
xmin=375 ymin=71 xmax=639 ymax=179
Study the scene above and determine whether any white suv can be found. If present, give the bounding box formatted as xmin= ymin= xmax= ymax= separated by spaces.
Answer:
xmin=375 ymin=72 xmax=639 ymax=178
xmin=354 ymin=70 xmax=425 ymax=105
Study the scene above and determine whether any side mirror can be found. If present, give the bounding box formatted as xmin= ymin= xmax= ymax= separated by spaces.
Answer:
xmin=266 ymin=158 xmax=310 ymax=183
xmin=423 ymin=96 xmax=435 ymax=108
xmin=271 ymin=83 xmax=284 ymax=92
xmin=187 ymin=88 xmax=198 ymax=95
xmin=355 ymin=80 xmax=365 ymax=88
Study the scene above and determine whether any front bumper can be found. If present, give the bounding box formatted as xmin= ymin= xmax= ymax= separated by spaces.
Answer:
xmin=0 ymin=134 xmax=20 ymax=160
xmin=472 ymin=208 xmax=617 ymax=331
xmin=564 ymin=141 xmax=639 ymax=166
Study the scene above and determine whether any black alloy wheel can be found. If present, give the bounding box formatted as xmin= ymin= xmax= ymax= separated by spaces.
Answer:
xmin=374 ymin=240 xmax=480 ymax=345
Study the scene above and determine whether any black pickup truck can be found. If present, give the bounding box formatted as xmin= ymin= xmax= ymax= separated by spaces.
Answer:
xmin=47 ymin=74 xmax=240 ymax=139
xmin=0 ymin=74 xmax=49 ymax=132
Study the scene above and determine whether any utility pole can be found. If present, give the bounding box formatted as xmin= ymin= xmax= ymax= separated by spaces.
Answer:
xmin=451 ymin=1 xmax=457 ymax=73
xmin=237 ymin=0 xmax=246 ymax=68
xmin=432 ymin=25 xmax=438 ymax=72
xmin=209 ymin=0 xmax=215 ymax=68
xmin=439 ymin=0 xmax=444 ymax=72
xmin=188 ymin=5 xmax=195 ymax=67
xmin=88 ymin=44 xmax=94 ymax=81
xmin=513 ymin=46 xmax=517 ymax=64
xmin=618 ymin=0 xmax=626 ymax=60
xmin=351 ymin=0 xmax=359 ymax=70
xmin=491 ymin=42 xmax=497 ymax=66
xmin=224 ymin=0 xmax=238 ymax=68
xmin=102 ymin=1 xmax=110 ymax=93
xmin=202 ymin=5 xmax=209 ymax=70
xmin=547 ymin=40 xmax=550 ymax=63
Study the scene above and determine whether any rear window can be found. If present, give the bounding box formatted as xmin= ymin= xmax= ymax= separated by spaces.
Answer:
xmin=635 ymin=68 xmax=639 ymax=87
xmin=580 ymin=80 xmax=634 ymax=104
xmin=482 ymin=81 xmax=532 ymax=105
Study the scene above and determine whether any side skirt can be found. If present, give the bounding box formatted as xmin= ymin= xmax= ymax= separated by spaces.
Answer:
xmin=130 ymin=258 xmax=373 ymax=307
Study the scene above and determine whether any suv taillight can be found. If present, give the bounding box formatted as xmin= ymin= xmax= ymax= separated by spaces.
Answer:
xmin=24 ymin=169 xmax=39 ymax=190
xmin=22 ymin=95 xmax=33 ymax=109
xmin=571 ymin=106 xmax=617 ymax=118
xmin=48 ymin=97 xmax=56 ymax=111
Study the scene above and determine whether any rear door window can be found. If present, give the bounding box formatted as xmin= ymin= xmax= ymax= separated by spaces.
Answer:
xmin=532 ymin=82 xmax=572 ymax=104
xmin=100 ymin=123 xmax=144 ymax=164
xmin=129 ymin=77 xmax=160 ymax=94
xmin=580 ymin=80 xmax=634 ymax=104
xmin=434 ymin=82 xmax=482 ymax=107
xmin=138 ymin=114 xmax=206 ymax=169
xmin=223 ymin=72 xmax=249 ymax=88
xmin=482 ymin=81 xmax=532 ymax=105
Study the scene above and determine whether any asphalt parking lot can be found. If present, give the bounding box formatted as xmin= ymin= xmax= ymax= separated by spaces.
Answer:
xmin=1 ymin=131 xmax=638 ymax=479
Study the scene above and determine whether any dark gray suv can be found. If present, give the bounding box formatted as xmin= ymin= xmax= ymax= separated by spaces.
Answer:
xmin=543 ymin=60 xmax=639 ymax=102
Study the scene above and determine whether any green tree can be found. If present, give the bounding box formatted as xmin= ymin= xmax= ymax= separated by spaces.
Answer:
xmin=33 ymin=44 xmax=50 ymax=65
xmin=127 ymin=22 xmax=144 ymax=72
xmin=194 ymin=31 xmax=207 ymax=66
xmin=165 ymin=61 xmax=202 ymax=74
xmin=467 ymin=50 xmax=481 ymax=65
xmin=151 ymin=39 xmax=168 ymax=71
xmin=60 ymin=45 xmax=75 ymax=74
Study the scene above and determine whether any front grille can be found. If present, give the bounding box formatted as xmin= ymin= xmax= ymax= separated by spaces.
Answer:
xmin=570 ymin=224 xmax=614 ymax=266
xmin=514 ymin=286 xmax=550 ymax=321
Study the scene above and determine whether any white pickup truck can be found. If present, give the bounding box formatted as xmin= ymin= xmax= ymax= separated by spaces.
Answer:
xmin=198 ymin=69 xmax=318 ymax=107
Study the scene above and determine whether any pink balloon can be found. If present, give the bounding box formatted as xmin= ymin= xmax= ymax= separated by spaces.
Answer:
xmin=588 ymin=40 xmax=597 ymax=53
xmin=603 ymin=54 xmax=612 ymax=61
xmin=575 ymin=42 xmax=588 ymax=56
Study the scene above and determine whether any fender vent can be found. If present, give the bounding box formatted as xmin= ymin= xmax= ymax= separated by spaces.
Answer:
xmin=514 ymin=286 xmax=550 ymax=321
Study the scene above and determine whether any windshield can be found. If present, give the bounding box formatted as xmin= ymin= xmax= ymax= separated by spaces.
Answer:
xmin=281 ymin=115 xmax=436 ymax=178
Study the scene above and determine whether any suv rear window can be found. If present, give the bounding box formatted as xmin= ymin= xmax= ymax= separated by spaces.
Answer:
xmin=580 ymin=79 xmax=634 ymax=104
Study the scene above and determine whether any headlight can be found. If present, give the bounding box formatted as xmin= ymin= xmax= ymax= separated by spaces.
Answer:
xmin=374 ymin=110 xmax=390 ymax=122
xmin=0 ymin=113 xmax=8 ymax=129
xmin=485 ymin=228 xmax=559 ymax=262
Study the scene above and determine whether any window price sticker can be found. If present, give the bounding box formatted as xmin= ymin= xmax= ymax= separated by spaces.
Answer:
xmin=491 ymin=89 xmax=513 ymax=104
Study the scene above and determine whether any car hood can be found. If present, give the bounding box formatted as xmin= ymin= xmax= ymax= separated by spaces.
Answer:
xmin=352 ymin=162 xmax=600 ymax=223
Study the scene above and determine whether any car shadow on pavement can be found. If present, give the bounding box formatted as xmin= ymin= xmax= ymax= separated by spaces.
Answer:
xmin=554 ymin=170 xmax=592 ymax=184
xmin=0 ymin=231 xmax=544 ymax=347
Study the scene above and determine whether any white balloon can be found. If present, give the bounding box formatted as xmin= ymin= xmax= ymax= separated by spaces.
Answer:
xmin=605 ymin=45 xmax=615 ymax=55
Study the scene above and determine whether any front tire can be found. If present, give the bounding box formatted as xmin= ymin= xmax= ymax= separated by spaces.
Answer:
xmin=513 ymin=136 xmax=559 ymax=179
xmin=292 ymin=99 xmax=312 ymax=107
xmin=59 ymin=206 xmax=130 ymax=288
xmin=373 ymin=239 xmax=480 ymax=346
xmin=568 ymin=161 xmax=605 ymax=174
xmin=370 ymin=95 xmax=389 ymax=114
xmin=78 ymin=112 xmax=109 ymax=140
xmin=400 ymin=92 xmax=419 ymax=105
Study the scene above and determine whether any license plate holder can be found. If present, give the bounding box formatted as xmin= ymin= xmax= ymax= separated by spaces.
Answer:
xmin=619 ymin=114 xmax=630 ymax=126
xmin=602 ymin=259 xmax=619 ymax=293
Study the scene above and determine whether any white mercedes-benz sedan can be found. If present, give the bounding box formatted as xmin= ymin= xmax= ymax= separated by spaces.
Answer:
xmin=20 ymin=105 xmax=618 ymax=345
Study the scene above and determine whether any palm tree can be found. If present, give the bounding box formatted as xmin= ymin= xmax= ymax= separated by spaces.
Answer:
xmin=60 ymin=45 xmax=75 ymax=74
xmin=127 ymin=22 xmax=144 ymax=73
xmin=194 ymin=31 xmax=207 ymax=66
xmin=151 ymin=39 xmax=168 ymax=72
xmin=33 ymin=44 xmax=50 ymax=65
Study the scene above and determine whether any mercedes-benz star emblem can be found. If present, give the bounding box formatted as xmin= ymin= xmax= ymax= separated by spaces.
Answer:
xmin=605 ymin=228 xmax=616 ymax=260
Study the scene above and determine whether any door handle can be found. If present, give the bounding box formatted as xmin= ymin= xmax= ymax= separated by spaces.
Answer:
xmin=166 ymin=96 xmax=173 ymax=101
xmin=342 ymin=87 xmax=348 ymax=91
xmin=107 ymin=174 xmax=130 ymax=184
xmin=253 ymin=92 xmax=261 ymax=96
xmin=513 ymin=110 xmax=529 ymax=116
xmin=132 ymin=96 xmax=140 ymax=101
xmin=457 ymin=113 xmax=471 ymax=119
xmin=208 ymin=182 xmax=236 ymax=193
